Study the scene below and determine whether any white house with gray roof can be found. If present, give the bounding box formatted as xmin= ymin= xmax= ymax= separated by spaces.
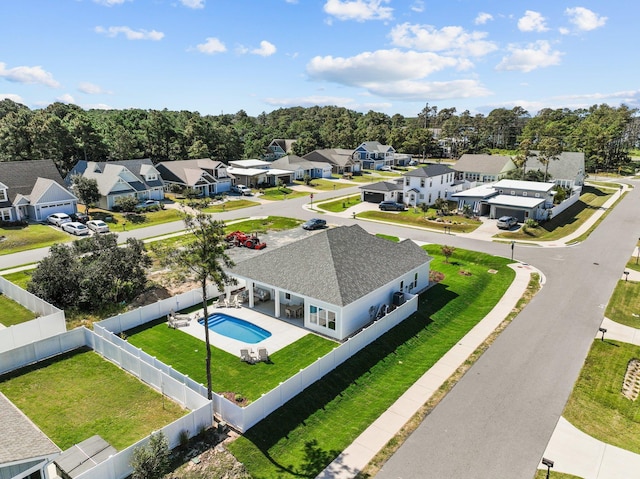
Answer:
xmin=229 ymin=225 xmax=431 ymax=340
xmin=156 ymin=158 xmax=232 ymax=196
xmin=270 ymin=155 xmax=333 ymax=180
xmin=66 ymin=159 xmax=164 ymax=211
xmin=402 ymin=164 xmax=456 ymax=207
xmin=359 ymin=179 xmax=404 ymax=203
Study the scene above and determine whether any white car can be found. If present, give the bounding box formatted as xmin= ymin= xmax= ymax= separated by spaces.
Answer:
xmin=233 ymin=184 xmax=253 ymax=196
xmin=86 ymin=220 xmax=110 ymax=233
xmin=62 ymin=221 xmax=90 ymax=236
xmin=47 ymin=213 xmax=72 ymax=227
xmin=380 ymin=165 xmax=393 ymax=171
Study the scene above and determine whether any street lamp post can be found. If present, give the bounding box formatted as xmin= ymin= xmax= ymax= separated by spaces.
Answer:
xmin=542 ymin=458 xmax=554 ymax=479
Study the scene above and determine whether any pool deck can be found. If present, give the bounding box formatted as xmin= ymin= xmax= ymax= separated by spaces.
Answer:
xmin=173 ymin=303 xmax=312 ymax=357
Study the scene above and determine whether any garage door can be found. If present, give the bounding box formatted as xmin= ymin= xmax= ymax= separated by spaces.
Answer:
xmin=363 ymin=192 xmax=385 ymax=203
xmin=495 ymin=207 xmax=525 ymax=222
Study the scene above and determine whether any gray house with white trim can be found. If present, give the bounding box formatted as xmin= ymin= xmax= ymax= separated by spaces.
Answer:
xmin=229 ymin=225 xmax=431 ymax=340
xmin=156 ymin=158 xmax=232 ymax=196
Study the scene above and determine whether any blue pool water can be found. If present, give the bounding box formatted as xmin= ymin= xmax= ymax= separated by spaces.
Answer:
xmin=198 ymin=313 xmax=272 ymax=344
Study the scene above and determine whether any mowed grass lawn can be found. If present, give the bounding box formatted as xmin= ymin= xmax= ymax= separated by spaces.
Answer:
xmin=605 ymin=280 xmax=640 ymax=328
xmin=0 ymin=348 xmax=186 ymax=450
xmin=359 ymin=208 xmax=482 ymax=233
xmin=126 ymin=322 xmax=337 ymax=402
xmin=228 ymin=246 xmax=515 ymax=478
xmin=0 ymin=224 xmax=70 ymax=255
xmin=564 ymin=340 xmax=640 ymax=454
xmin=496 ymin=185 xmax=614 ymax=242
xmin=0 ymin=293 xmax=36 ymax=326
xmin=317 ymin=194 xmax=361 ymax=213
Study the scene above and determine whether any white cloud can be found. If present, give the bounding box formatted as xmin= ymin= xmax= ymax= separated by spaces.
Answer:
xmin=0 ymin=62 xmax=60 ymax=87
xmin=389 ymin=23 xmax=497 ymax=57
xmin=95 ymin=26 xmax=164 ymax=41
xmin=307 ymin=49 xmax=471 ymax=87
xmin=285 ymin=0 xmax=298 ymax=3
xmin=0 ymin=93 xmax=25 ymax=103
xmin=180 ymin=0 xmax=205 ymax=8
xmin=518 ymin=10 xmax=548 ymax=32
xmin=474 ymin=12 xmax=493 ymax=25
xmin=251 ymin=41 xmax=277 ymax=57
xmin=57 ymin=93 xmax=76 ymax=104
xmin=93 ymin=0 xmax=131 ymax=5
xmin=196 ymin=37 xmax=227 ymax=54
xmin=78 ymin=82 xmax=112 ymax=95
xmin=365 ymin=79 xmax=491 ymax=101
xmin=496 ymin=41 xmax=563 ymax=72
xmin=411 ymin=1 xmax=425 ymax=13
xmin=83 ymin=103 xmax=112 ymax=110
xmin=323 ymin=0 xmax=393 ymax=22
xmin=565 ymin=7 xmax=607 ymax=31
xmin=559 ymin=27 xmax=570 ymax=35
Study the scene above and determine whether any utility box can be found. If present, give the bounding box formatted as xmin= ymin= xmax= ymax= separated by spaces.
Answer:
xmin=392 ymin=291 xmax=405 ymax=306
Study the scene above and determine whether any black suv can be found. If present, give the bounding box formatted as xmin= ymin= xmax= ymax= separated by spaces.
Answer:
xmin=379 ymin=201 xmax=406 ymax=211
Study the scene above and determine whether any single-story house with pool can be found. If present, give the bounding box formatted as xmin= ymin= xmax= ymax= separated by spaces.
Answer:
xmin=228 ymin=224 xmax=431 ymax=340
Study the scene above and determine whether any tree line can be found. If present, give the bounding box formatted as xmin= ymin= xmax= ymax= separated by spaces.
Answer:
xmin=0 ymin=98 xmax=637 ymax=175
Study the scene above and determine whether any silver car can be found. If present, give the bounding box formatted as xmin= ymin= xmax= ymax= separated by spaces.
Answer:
xmin=62 ymin=221 xmax=90 ymax=236
xmin=86 ymin=220 xmax=110 ymax=233
xmin=47 ymin=213 xmax=72 ymax=227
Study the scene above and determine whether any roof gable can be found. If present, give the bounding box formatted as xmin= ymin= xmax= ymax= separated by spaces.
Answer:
xmin=0 ymin=159 xmax=68 ymax=203
xmin=404 ymin=164 xmax=455 ymax=178
xmin=231 ymin=225 xmax=429 ymax=306
xmin=454 ymin=154 xmax=516 ymax=175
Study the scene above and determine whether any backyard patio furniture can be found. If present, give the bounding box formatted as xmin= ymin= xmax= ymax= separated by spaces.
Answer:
xmin=232 ymin=295 xmax=241 ymax=308
xmin=240 ymin=348 xmax=256 ymax=364
xmin=257 ymin=347 xmax=269 ymax=362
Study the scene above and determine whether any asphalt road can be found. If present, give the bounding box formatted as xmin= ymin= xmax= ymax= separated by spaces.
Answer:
xmin=2 ymin=181 xmax=638 ymax=479
xmin=375 ymin=184 xmax=640 ymax=479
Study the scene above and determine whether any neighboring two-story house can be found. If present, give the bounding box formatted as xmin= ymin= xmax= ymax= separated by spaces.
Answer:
xmin=156 ymin=158 xmax=232 ymax=197
xmin=525 ymin=151 xmax=586 ymax=188
xmin=66 ymin=159 xmax=164 ymax=211
xmin=0 ymin=159 xmax=78 ymax=223
xmin=264 ymin=139 xmax=297 ymax=161
xmin=402 ymin=164 xmax=457 ymax=207
xmin=353 ymin=141 xmax=395 ymax=170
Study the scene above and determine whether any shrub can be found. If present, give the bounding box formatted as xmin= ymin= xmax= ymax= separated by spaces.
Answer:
xmin=130 ymin=432 xmax=170 ymax=479
xmin=525 ymin=218 xmax=538 ymax=228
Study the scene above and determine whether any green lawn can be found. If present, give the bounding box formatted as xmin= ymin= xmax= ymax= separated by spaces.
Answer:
xmin=533 ymin=471 xmax=582 ymax=479
xmin=1 ymin=269 xmax=34 ymax=289
xmin=0 ymin=348 xmax=186 ymax=450
xmin=359 ymin=208 xmax=482 ymax=233
xmin=259 ymin=187 xmax=308 ymax=201
xmin=605 ymin=280 xmax=640 ymax=328
xmin=0 ymin=224 xmax=70 ymax=255
xmin=317 ymin=195 xmax=362 ymax=213
xmin=201 ymin=199 xmax=261 ymax=212
xmin=293 ymin=178 xmax=354 ymax=192
xmin=0 ymin=293 xmax=36 ymax=326
xmin=563 ymin=340 xmax=640 ymax=454
xmin=228 ymin=246 xmax=515 ymax=478
xmin=126 ymin=322 xmax=337 ymax=401
xmin=90 ymin=207 xmax=182 ymax=231
xmin=496 ymin=186 xmax=614 ymax=242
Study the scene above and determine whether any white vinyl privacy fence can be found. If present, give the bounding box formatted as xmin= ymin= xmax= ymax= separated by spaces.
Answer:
xmin=0 ymin=275 xmax=66 ymax=353
xmin=0 ymin=326 xmax=213 ymax=479
xmin=96 ymin=290 xmax=419 ymax=433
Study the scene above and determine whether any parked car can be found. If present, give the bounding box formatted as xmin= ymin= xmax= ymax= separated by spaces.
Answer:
xmin=86 ymin=219 xmax=110 ymax=233
xmin=62 ymin=221 xmax=90 ymax=236
xmin=497 ymin=216 xmax=519 ymax=229
xmin=380 ymin=165 xmax=393 ymax=171
xmin=135 ymin=199 xmax=160 ymax=209
xmin=232 ymin=184 xmax=253 ymax=196
xmin=47 ymin=213 xmax=72 ymax=227
xmin=302 ymin=218 xmax=327 ymax=230
xmin=71 ymin=212 xmax=89 ymax=224
xmin=408 ymin=160 xmax=418 ymax=166
xmin=379 ymin=201 xmax=406 ymax=211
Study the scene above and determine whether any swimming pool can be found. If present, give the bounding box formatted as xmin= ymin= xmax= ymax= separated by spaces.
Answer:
xmin=198 ymin=313 xmax=272 ymax=344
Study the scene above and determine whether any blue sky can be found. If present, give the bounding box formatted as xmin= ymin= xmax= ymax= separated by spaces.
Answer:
xmin=0 ymin=0 xmax=633 ymax=117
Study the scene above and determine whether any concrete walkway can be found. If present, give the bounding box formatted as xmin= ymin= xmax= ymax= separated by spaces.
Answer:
xmin=317 ymin=262 xmax=538 ymax=478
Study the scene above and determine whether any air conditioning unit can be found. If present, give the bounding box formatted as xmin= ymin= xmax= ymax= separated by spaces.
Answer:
xmin=392 ymin=292 xmax=405 ymax=306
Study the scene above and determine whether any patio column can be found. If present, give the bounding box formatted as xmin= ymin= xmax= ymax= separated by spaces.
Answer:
xmin=247 ymin=280 xmax=255 ymax=308
xmin=273 ymin=288 xmax=281 ymax=318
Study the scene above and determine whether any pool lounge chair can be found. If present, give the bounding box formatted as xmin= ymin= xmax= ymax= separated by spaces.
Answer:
xmin=232 ymin=294 xmax=241 ymax=308
xmin=256 ymin=347 xmax=269 ymax=362
xmin=240 ymin=348 xmax=255 ymax=364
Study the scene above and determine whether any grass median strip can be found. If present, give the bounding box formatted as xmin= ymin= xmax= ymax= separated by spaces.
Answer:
xmin=227 ymin=246 xmax=515 ymax=478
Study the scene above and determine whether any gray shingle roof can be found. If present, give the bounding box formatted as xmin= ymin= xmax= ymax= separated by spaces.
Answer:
xmin=230 ymin=225 xmax=430 ymax=307
xmin=526 ymin=151 xmax=585 ymax=181
xmin=404 ymin=164 xmax=455 ymax=178
xmin=156 ymin=158 xmax=225 ymax=185
xmin=0 ymin=393 xmax=60 ymax=464
xmin=303 ymin=149 xmax=355 ymax=167
xmin=454 ymin=154 xmax=515 ymax=174
xmin=359 ymin=180 xmax=403 ymax=192
xmin=0 ymin=159 xmax=67 ymax=203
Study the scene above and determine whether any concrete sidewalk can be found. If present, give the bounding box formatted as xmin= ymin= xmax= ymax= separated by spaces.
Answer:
xmin=317 ymin=262 xmax=538 ymax=478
